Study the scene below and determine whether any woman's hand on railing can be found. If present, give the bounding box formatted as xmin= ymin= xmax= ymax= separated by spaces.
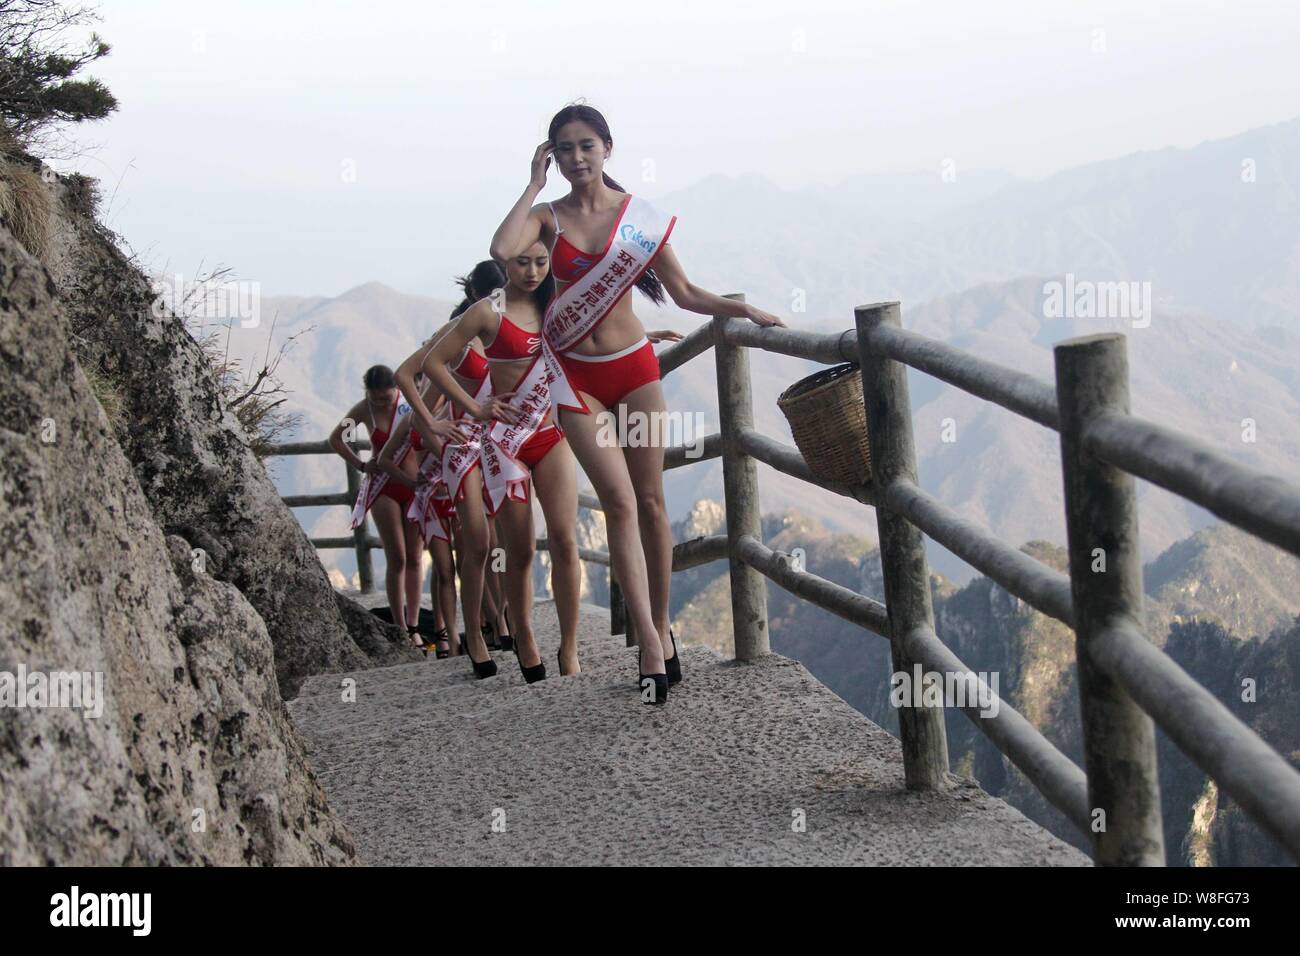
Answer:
xmin=744 ymin=304 xmax=786 ymax=328
xmin=645 ymin=329 xmax=685 ymax=343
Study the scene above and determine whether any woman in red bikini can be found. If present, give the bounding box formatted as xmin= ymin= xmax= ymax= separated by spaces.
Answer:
xmin=396 ymin=242 xmax=584 ymax=682
xmin=330 ymin=365 xmax=464 ymax=648
xmin=447 ymin=265 xmax=514 ymax=657
xmin=379 ymin=375 xmax=457 ymax=657
xmin=489 ymin=103 xmax=785 ymax=704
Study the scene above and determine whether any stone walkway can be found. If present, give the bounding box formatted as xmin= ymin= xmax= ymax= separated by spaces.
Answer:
xmin=288 ymin=599 xmax=1089 ymax=866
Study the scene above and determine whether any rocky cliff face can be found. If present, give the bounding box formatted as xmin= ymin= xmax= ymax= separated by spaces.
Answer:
xmin=36 ymin=158 xmax=417 ymax=700
xmin=0 ymin=221 xmax=352 ymax=863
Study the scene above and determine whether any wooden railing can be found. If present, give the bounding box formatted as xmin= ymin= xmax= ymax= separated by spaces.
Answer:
xmin=650 ymin=296 xmax=1300 ymax=866
xmin=261 ymin=295 xmax=1300 ymax=865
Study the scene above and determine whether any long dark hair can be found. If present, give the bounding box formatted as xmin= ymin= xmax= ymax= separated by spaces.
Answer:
xmin=453 ymin=256 xmax=552 ymax=319
xmin=363 ymin=364 xmax=395 ymax=391
xmin=547 ymin=102 xmax=667 ymax=307
xmin=451 ymin=259 xmax=506 ymax=318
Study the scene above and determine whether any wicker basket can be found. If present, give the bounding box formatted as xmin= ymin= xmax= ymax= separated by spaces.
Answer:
xmin=777 ymin=362 xmax=872 ymax=485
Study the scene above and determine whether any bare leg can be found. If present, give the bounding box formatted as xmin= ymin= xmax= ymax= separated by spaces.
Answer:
xmin=428 ymin=533 xmax=458 ymax=654
xmin=532 ymin=437 xmax=582 ymax=674
xmin=493 ymin=497 xmax=541 ymax=670
xmin=485 ymin=517 xmax=509 ymax=636
xmin=619 ymin=379 xmax=675 ymax=659
xmin=403 ymin=518 xmax=425 ymax=636
xmin=454 ymin=469 xmax=491 ymax=663
xmin=371 ymin=496 xmax=412 ymax=639
xmin=559 ymin=396 xmax=664 ymax=675
xmin=430 ymin=561 xmax=445 ymax=630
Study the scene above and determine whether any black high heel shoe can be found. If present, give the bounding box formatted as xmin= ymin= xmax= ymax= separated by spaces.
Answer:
xmin=664 ymin=628 xmax=682 ymax=685
xmin=636 ymin=639 xmax=670 ymax=704
xmin=518 ymin=647 xmax=546 ymax=684
xmin=638 ymin=672 xmax=669 ymax=705
xmin=496 ymin=606 xmax=514 ymax=653
xmin=430 ymin=627 xmax=452 ymax=660
xmin=464 ymin=632 xmax=497 ymax=678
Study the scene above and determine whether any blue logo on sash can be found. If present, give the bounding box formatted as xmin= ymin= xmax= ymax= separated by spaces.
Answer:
xmin=620 ymin=223 xmax=657 ymax=254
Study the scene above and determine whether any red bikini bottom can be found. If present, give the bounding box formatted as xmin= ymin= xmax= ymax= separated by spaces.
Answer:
xmin=377 ymin=481 xmax=414 ymax=507
xmin=516 ymin=423 xmax=564 ymax=469
xmin=559 ymin=338 xmax=660 ymax=411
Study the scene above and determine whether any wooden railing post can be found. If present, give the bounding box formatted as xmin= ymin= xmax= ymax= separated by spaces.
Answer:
xmin=1055 ymin=333 xmax=1165 ymax=865
xmin=714 ymin=295 xmax=769 ymax=660
xmin=856 ymin=302 xmax=950 ymax=790
xmin=344 ymin=457 xmax=374 ymax=594
xmin=609 ymin=572 xmax=635 ymax=647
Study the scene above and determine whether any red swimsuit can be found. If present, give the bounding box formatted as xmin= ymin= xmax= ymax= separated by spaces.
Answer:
xmin=484 ymin=313 xmax=565 ymax=469
xmin=437 ymin=342 xmax=491 ymax=516
xmin=548 ymin=199 xmax=662 ymax=409
xmin=370 ymin=401 xmax=415 ymax=508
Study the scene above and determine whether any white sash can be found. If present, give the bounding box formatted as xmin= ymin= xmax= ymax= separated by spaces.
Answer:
xmin=407 ymin=450 xmax=451 ymax=541
xmin=349 ymin=400 xmax=413 ymax=529
xmin=488 ymin=194 xmax=677 ymax=457
xmin=438 ymin=376 xmax=491 ymax=504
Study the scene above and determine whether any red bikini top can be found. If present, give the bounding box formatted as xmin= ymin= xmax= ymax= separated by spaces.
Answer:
xmin=368 ymin=399 xmax=399 ymax=452
xmin=484 ymin=313 xmax=541 ymax=361
xmin=548 ymin=196 xmax=631 ymax=282
xmin=450 ymin=342 xmax=489 ymax=381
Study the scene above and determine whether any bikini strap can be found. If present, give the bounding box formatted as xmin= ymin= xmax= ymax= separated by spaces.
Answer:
xmin=547 ymin=202 xmax=563 ymax=247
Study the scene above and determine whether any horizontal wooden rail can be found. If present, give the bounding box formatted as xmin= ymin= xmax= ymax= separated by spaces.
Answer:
xmin=285 ymin=492 xmax=352 ymax=508
xmin=657 ymin=322 xmax=716 ymax=377
xmin=313 ymin=535 xmax=381 ymax=550
xmin=673 ymin=534 xmax=729 ymax=570
xmin=897 ymin=624 xmax=1092 ymax=834
xmin=738 ymin=427 xmax=876 ymax=506
xmin=663 ymin=432 xmax=723 ymax=470
xmin=882 ymin=477 xmax=1075 ymax=627
xmin=863 ymin=320 xmax=1060 ymax=430
xmin=1093 ymin=617 xmax=1300 ymax=857
xmin=736 ymin=534 xmax=890 ymax=636
xmin=722 ymin=320 xmax=857 ymax=365
xmin=263 ymin=438 xmax=372 ymax=456
xmin=1085 ymin=411 xmax=1300 ymax=559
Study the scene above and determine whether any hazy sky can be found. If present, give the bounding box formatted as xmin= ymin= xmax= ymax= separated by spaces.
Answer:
xmin=58 ymin=0 xmax=1300 ymax=298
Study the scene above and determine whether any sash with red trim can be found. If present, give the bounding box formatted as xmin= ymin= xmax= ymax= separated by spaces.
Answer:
xmin=487 ymin=194 xmax=676 ymax=457
xmin=349 ymin=400 xmax=413 ymax=529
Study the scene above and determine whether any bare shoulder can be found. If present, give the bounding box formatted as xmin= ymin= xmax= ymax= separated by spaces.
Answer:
xmin=342 ymin=396 xmax=369 ymax=427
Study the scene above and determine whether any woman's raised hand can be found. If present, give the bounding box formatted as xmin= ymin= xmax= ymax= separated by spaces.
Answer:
xmin=745 ymin=304 xmax=787 ymax=328
xmin=530 ymin=141 xmax=553 ymax=190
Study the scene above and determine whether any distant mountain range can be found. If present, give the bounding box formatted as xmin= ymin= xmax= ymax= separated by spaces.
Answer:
xmin=231 ymin=116 xmax=1300 ymax=584
xmin=662 ymin=115 xmax=1300 ymax=329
